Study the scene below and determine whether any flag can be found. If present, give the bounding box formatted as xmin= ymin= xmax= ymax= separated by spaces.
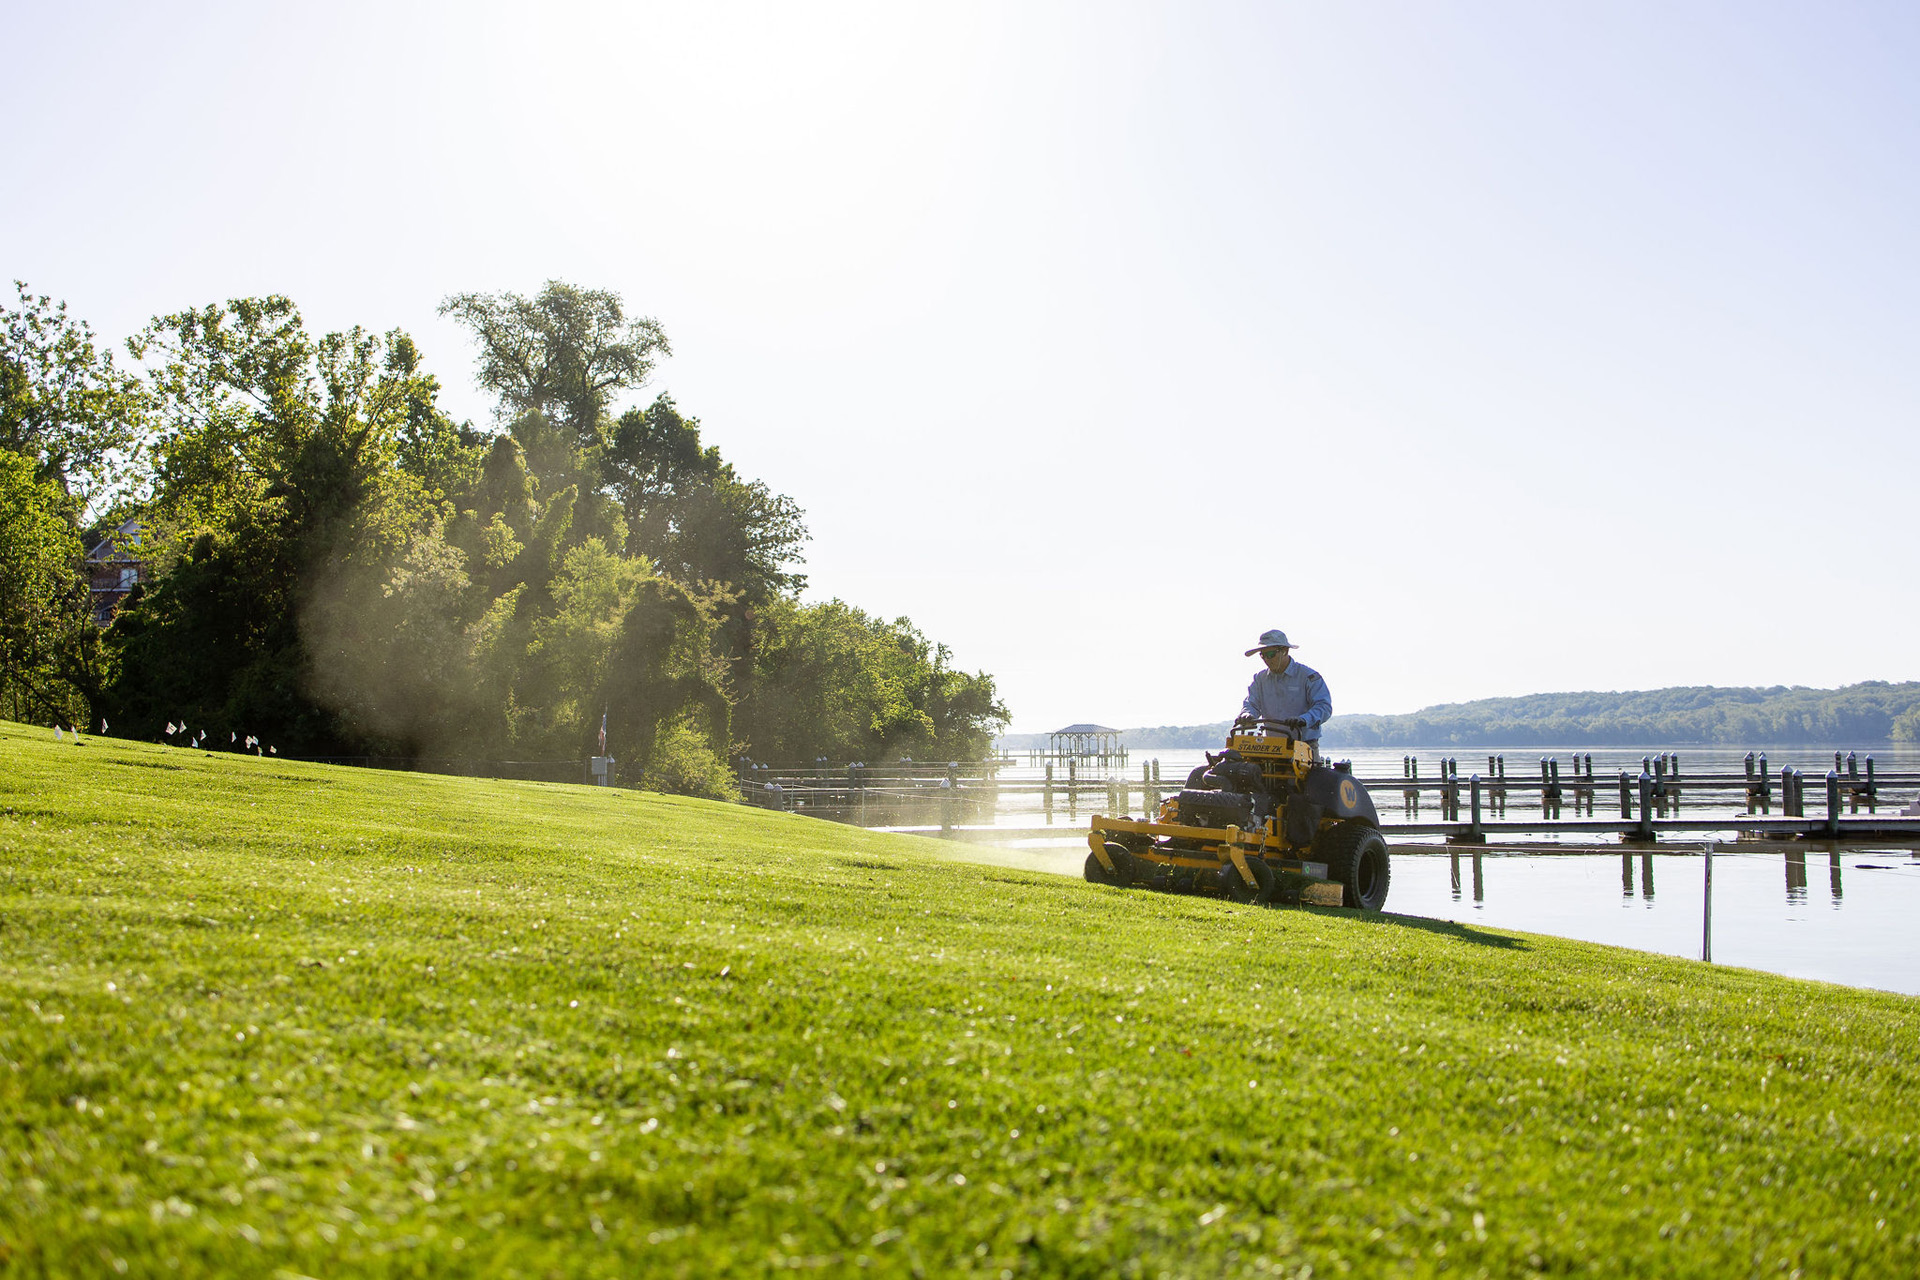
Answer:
xmin=598 ymin=709 xmax=608 ymax=756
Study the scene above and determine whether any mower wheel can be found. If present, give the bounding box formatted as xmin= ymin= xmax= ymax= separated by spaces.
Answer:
xmin=1217 ymin=855 xmax=1275 ymax=905
xmin=1316 ymin=821 xmax=1391 ymax=910
xmin=1084 ymin=845 xmax=1134 ymax=888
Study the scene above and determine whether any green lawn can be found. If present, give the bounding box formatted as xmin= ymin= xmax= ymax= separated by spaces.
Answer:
xmin=2 ymin=722 xmax=1916 ymax=1277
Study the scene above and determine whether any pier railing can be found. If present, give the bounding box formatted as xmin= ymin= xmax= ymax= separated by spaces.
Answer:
xmin=737 ymin=750 xmax=1920 ymax=843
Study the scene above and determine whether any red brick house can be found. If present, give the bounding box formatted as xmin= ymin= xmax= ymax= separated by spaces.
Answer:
xmin=85 ymin=519 xmax=146 ymax=625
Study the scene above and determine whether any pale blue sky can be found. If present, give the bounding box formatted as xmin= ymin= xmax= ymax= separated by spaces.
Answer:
xmin=8 ymin=1 xmax=1916 ymax=730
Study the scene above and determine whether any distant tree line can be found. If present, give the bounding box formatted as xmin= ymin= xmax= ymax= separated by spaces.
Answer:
xmin=1003 ymin=683 xmax=1920 ymax=751
xmin=1 ymin=281 xmax=1007 ymax=796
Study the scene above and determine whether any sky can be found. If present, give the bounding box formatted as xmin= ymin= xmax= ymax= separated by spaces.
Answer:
xmin=7 ymin=0 xmax=1917 ymax=732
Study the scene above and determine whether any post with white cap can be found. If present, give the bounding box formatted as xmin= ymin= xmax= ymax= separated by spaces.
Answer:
xmin=1701 ymin=841 xmax=1713 ymax=963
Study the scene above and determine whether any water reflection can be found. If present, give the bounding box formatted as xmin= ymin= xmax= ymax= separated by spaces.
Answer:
xmin=1446 ymin=846 xmax=1486 ymax=903
xmin=1780 ymin=848 xmax=1848 ymax=904
xmin=1391 ymin=844 xmax=1920 ymax=994
xmin=1456 ymin=845 xmax=1854 ymax=908
xmin=1616 ymin=851 xmax=1657 ymax=901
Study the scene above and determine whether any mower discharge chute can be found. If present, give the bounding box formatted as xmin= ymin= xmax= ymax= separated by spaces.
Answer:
xmin=1085 ymin=717 xmax=1390 ymax=910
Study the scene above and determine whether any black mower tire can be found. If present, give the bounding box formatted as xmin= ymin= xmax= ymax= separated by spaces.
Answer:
xmin=1216 ymin=855 xmax=1276 ymax=905
xmin=1084 ymin=844 xmax=1134 ymax=888
xmin=1316 ymin=820 xmax=1390 ymax=910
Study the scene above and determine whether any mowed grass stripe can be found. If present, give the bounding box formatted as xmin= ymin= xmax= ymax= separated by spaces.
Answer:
xmin=1 ymin=721 xmax=1916 ymax=1277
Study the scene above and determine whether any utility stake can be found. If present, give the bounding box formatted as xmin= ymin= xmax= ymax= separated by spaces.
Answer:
xmin=1701 ymin=841 xmax=1714 ymax=963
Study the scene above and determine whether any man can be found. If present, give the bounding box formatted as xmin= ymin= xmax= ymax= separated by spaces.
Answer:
xmin=1239 ymin=629 xmax=1331 ymax=742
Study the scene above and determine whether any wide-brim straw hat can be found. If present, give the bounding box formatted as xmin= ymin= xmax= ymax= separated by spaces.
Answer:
xmin=1244 ymin=629 xmax=1297 ymax=656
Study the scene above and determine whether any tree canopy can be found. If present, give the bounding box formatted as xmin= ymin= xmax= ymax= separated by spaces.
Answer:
xmin=0 ymin=282 xmax=1008 ymax=794
xmin=438 ymin=281 xmax=668 ymax=447
xmin=1 ymin=281 xmax=148 ymax=512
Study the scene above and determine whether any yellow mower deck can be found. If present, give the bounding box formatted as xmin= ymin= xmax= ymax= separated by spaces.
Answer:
xmin=1087 ymin=816 xmax=1329 ymax=881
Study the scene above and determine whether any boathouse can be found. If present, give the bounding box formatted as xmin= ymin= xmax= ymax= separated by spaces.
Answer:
xmin=1047 ymin=724 xmax=1127 ymax=765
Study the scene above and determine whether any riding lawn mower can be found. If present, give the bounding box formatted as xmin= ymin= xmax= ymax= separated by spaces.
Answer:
xmin=1084 ymin=716 xmax=1391 ymax=910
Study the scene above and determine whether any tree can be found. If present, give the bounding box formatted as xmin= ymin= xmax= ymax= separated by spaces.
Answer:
xmin=109 ymin=298 xmax=447 ymax=749
xmin=603 ymin=577 xmax=734 ymax=794
xmin=0 ymin=449 xmax=90 ymax=724
xmin=57 ymin=281 xmax=1008 ymax=776
xmin=439 ymin=281 xmax=669 ymax=450
xmin=610 ymin=395 xmax=808 ymax=604
xmin=389 ymin=331 xmax=485 ymax=502
xmin=604 ymin=394 xmax=723 ymax=511
xmin=742 ymin=598 xmax=1007 ymax=762
xmin=1 ymin=281 xmax=148 ymax=513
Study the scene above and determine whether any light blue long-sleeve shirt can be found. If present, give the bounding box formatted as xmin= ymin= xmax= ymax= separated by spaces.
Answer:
xmin=1240 ymin=660 xmax=1332 ymax=741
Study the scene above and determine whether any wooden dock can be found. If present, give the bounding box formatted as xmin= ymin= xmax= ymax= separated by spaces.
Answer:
xmin=743 ymin=749 xmax=1920 ymax=845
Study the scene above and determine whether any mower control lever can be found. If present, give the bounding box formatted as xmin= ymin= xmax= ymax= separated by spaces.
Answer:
xmin=1234 ymin=715 xmax=1305 ymax=737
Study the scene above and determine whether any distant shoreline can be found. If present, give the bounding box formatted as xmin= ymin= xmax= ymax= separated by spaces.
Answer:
xmin=997 ymin=681 xmax=1920 ymax=751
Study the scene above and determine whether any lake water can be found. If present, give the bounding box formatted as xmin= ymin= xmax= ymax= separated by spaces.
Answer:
xmin=1392 ymin=845 xmax=1920 ymax=996
xmin=961 ymin=744 xmax=1920 ymax=997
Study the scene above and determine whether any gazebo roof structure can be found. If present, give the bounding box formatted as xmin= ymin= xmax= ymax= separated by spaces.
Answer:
xmin=1044 ymin=723 xmax=1127 ymax=763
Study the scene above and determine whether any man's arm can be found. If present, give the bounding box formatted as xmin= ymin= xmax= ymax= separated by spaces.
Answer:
xmin=1297 ymin=670 xmax=1332 ymax=731
xmin=1240 ymin=678 xmax=1260 ymax=721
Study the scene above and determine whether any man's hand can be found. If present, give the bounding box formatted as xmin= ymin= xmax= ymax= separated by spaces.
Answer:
xmin=1280 ymin=717 xmax=1306 ymax=730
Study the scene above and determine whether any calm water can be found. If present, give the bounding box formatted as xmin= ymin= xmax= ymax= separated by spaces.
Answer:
xmin=1393 ymin=845 xmax=1920 ymax=996
xmin=968 ymin=744 xmax=1920 ymax=996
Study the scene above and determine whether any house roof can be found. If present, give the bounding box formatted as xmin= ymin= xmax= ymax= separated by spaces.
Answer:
xmin=1052 ymin=724 xmax=1120 ymax=735
xmin=85 ymin=519 xmax=145 ymax=564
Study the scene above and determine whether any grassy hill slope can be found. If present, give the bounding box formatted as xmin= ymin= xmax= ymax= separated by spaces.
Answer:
xmin=2 ymin=723 xmax=1917 ymax=1276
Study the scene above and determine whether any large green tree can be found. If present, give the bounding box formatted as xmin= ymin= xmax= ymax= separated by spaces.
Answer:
xmin=110 ymin=298 xmax=442 ymax=750
xmin=1 ymin=281 xmax=148 ymax=512
xmin=745 ymin=597 xmax=1008 ymax=763
xmin=0 ymin=283 xmax=149 ymax=726
xmin=438 ymin=281 xmax=668 ymax=450
xmin=0 ymin=449 xmax=92 ymax=725
xmin=608 ymin=395 xmax=807 ymax=604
